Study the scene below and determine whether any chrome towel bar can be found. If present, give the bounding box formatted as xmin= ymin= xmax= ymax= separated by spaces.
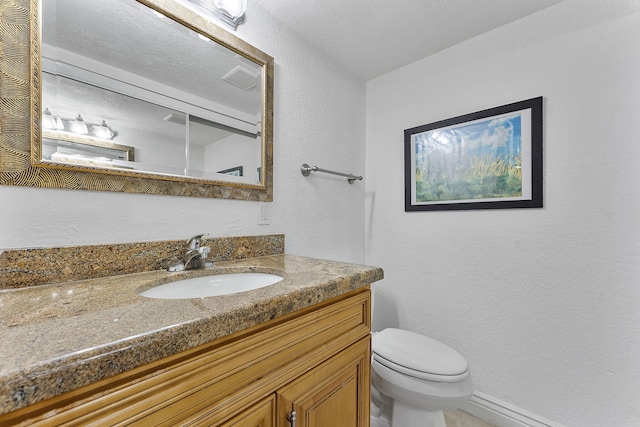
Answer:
xmin=300 ymin=163 xmax=363 ymax=184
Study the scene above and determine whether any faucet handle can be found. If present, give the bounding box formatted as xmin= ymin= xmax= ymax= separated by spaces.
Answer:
xmin=187 ymin=233 xmax=209 ymax=250
xmin=198 ymin=246 xmax=211 ymax=259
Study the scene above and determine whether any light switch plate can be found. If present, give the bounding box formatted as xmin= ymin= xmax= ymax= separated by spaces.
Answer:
xmin=258 ymin=201 xmax=270 ymax=225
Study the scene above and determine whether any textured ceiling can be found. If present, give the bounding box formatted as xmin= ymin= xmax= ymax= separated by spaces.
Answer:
xmin=253 ymin=0 xmax=566 ymax=80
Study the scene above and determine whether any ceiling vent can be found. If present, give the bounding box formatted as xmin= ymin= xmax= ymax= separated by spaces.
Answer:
xmin=222 ymin=65 xmax=258 ymax=90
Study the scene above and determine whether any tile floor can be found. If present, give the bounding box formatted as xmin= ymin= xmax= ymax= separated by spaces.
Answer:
xmin=444 ymin=410 xmax=497 ymax=427
xmin=371 ymin=409 xmax=496 ymax=427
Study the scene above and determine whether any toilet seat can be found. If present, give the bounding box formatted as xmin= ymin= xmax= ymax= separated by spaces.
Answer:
xmin=372 ymin=328 xmax=469 ymax=383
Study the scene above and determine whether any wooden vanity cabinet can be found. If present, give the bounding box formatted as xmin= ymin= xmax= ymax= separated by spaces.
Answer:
xmin=1 ymin=288 xmax=371 ymax=427
xmin=276 ymin=336 xmax=369 ymax=427
xmin=217 ymin=396 xmax=275 ymax=427
xmin=210 ymin=336 xmax=369 ymax=427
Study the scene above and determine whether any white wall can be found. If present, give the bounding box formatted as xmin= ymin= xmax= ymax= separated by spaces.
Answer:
xmin=6 ymin=1 xmax=639 ymax=425
xmin=204 ymin=133 xmax=259 ymax=183
xmin=365 ymin=1 xmax=640 ymax=426
xmin=0 ymin=0 xmax=367 ymax=264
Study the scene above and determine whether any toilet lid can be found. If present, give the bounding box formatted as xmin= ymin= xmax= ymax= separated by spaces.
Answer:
xmin=372 ymin=328 xmax=469 ymax=382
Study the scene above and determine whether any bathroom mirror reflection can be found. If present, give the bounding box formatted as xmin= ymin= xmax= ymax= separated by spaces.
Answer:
xmin=28 ymin=0 xmax=273 ymax=199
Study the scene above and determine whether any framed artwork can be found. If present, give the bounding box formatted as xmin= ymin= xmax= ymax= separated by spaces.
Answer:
xmin=405 ymin=97 xmax=543 ymax=212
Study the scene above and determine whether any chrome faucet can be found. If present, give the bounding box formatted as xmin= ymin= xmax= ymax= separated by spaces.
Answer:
xmin=167 ymin=233 xmax=212 ymax=272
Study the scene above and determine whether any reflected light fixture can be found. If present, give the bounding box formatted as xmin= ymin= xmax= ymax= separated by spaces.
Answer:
xmin=43 ymin=109 xmax=117 ymax=140
xmin=42 ymin=108 xmax=57 ymax=129
xmin=94 ymin=120 xmax=114 ymax=139
xmin=70 ymin=114 xmax=89 ymax=134
xmin=55 ymin=115 xmax=64 ymax=130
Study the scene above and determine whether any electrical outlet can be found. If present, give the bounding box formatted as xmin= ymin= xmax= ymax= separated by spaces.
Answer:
xmin=258 ymin=202 xmax=270 ymax=225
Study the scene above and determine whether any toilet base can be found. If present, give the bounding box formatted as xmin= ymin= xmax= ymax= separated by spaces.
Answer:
xmin=392 ymin=400 xmax=446 ymax=427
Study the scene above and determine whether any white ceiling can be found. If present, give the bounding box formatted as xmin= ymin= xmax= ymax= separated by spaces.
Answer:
xmin=252 ymin=0 xmax=566 ymax=81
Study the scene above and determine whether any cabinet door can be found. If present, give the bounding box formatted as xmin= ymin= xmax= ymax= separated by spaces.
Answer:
xmin=277 ymin=337 xmax=370 ymax=427
xmin=215 ymin=396 xmax=275 ymax=427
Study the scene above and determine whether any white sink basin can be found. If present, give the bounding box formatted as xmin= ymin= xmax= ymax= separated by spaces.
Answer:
xmin=140 ymin=272 xmax=284 ymax=299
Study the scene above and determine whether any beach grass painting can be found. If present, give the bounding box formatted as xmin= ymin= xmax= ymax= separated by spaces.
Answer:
xmin=413 ymin=114 xmax=523 ymax=202
xmin=405 ymin=97 xmax=543 ymax=211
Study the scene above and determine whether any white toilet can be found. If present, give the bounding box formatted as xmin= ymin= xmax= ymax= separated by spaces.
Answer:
xmin=371 ymin=328 xmax=474 ymax=427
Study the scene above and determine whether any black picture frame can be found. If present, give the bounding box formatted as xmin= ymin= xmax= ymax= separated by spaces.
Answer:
xmin=405 ymin=97 xmax=543 ymax=212
xmin=217 ymin=166 xmax=244 ymax=176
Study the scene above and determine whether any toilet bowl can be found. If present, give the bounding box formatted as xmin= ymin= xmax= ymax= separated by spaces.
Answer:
xmin=371 ymin=328 xmax=473 ymax=427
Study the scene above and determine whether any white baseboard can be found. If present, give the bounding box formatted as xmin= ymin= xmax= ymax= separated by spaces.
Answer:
xmin=460 ymin=391 xmax=567 ymax=427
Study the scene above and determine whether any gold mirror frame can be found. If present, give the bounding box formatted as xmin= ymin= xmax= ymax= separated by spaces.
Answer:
xmin=0 ymin=0 xmax=273 ymax=201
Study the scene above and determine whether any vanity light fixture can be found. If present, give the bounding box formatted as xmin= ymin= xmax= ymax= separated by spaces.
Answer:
xmin=212 ymin=0 xmax=246 ymax=20
xmin=186 ymin=0 xmax=247 ymax=30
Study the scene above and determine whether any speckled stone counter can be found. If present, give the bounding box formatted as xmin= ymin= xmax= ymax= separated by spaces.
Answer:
xmin=0 ymin=254 xmax=383 ymax=416
xmin=0 ymin=234 xmax=285 ymax=289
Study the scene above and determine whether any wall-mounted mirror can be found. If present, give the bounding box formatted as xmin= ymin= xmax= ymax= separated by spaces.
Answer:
xmin=0 ymin=0 xmax=273 ymax=200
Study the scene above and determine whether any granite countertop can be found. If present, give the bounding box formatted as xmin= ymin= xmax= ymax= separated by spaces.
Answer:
xmin=0 ymin=254 xmax=383 ymax=416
